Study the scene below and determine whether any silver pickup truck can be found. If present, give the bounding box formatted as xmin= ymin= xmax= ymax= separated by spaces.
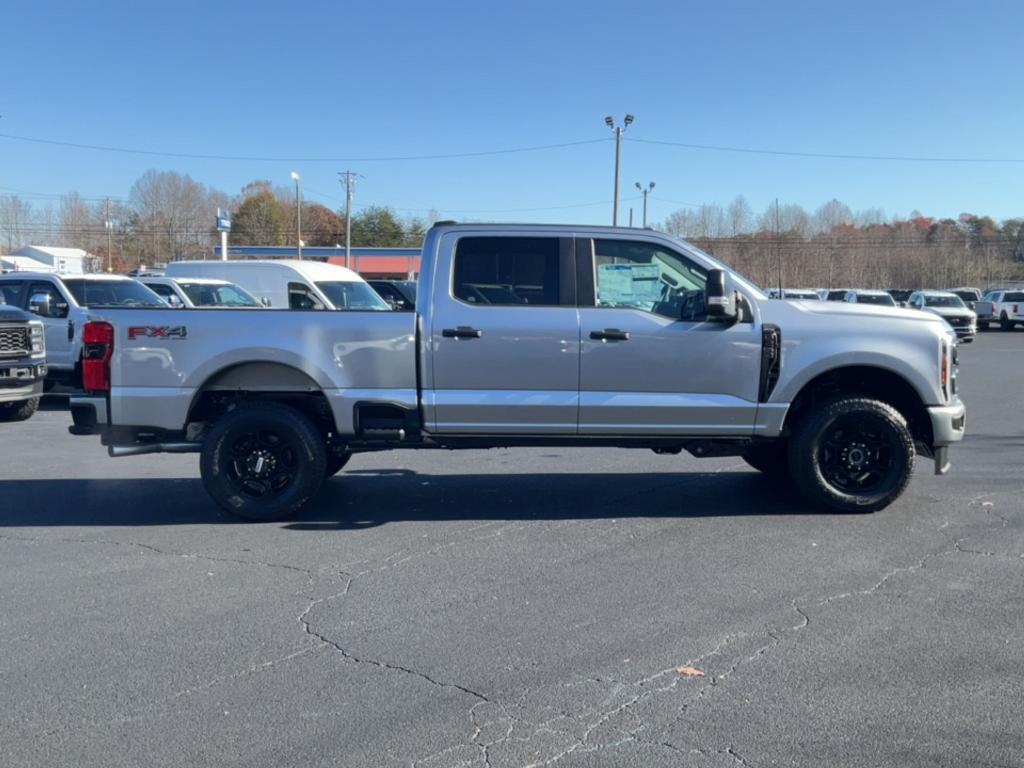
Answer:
xmin=70 ymin=223 xmax=966 ymax=520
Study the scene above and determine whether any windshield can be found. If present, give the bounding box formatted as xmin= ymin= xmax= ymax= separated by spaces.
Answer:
xmin=180 ymin=282 xmax=259 ymax=307
xmin=315 ymin=281 xmax=391 ymax=310
xmin=952 ymin=290 xmax=979 ymax=302
xmin=925 ymin=295 xmax=966 ymax=308
xmin=64 ymin=279 xmax=167 ymax=308
xmin=857 ymin=293 xmax=896 ymax=306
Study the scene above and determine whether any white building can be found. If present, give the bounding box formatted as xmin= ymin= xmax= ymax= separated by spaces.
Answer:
xmin=0 ymin=254 xmax=59 ymax=273
xmin=6 ymin=245 xmax=92 ymax=274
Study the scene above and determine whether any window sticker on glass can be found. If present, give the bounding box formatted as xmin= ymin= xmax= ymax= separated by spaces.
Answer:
xmin=597 ymin=263 xmax=661 ymax=309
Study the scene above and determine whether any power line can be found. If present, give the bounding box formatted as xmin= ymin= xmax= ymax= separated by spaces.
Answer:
xmin=0 ymin=132 xmax=610 ymax=163
xmin=628 ymin=137 xmax=1024 ymax=164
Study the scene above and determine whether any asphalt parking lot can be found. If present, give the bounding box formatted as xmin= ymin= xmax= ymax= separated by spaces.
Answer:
xmin=2 ymin=331 xmax=1022 ymax=768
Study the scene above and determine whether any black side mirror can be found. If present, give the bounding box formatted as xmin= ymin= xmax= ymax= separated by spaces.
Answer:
xmin=705 ymin=269 xmax=738 ymax=322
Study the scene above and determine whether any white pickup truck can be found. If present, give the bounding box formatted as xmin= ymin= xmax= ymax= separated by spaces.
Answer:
xmin=70 ymin=223 xmax=966 ymax=520
xmin=974 ymin=289 xmax=1024 ymax=331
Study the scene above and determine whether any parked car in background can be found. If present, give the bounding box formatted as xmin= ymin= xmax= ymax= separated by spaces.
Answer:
xmin=908 ymin=290 xmax=976 ymax=342
xmin=165 ymin=260 xmax=390 ymax=311
xmin=140 ymin=276 xmax=260 ymax=308
xmin=823 ymin=289 xmax=852 ymax=301
xmin=887 ymin=289 xmax=914 ymax=307
xmin=779 ymin=288 xmax=821 ymax=301
xmin=0 ymin=302 xmax=47 ymax=422
xmin=367 ymin=279 xmax=417 ymax=311
xmin=0 ymin=272 xmax=166 ymax=389
xmin=844 ymin=289 xmax=897 ymax=307
xmin=947 ymin=287 xmax=982 ymax=310
xmin=974 ymin=289 xmax=1024 ymax=331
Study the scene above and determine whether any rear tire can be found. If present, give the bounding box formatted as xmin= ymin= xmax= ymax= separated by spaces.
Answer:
xmin=1000 ymin=312 xmax=1012 ymax=331
xmin=200 ymin=401 xmax=326 ymax=521
xmin=788 ymin=397 xmax=914 ymax=513
xmin=742 ymin=443 xmax=791 ymax=478
xmin=0 ymin=397 xmax=40 ymax=422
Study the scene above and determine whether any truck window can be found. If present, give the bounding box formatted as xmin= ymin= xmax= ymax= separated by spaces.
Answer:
xmin=146 ymin=283 xmax=177 ymax=301
xmin=453 ymin=237 xmax=560 ymax=306
xmin=0 ymin=281 xmax=25 ymax=306
xmin=288 ymin=283 xmax=325 ymax=310
xmin=592 ymin=239 xmax=707 ymax=319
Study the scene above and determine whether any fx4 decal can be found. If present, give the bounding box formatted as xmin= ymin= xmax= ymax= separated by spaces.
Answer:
xmin=127 ymin=326 xmax=188 ymax=340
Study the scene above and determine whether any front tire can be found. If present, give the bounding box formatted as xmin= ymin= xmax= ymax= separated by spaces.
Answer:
xmin=788 ymin=397 xmax=914 ymax=513
xmin=0 ymin=397 xmax=40 ymax=422
xmin=200 ymin=401 xmax=326 ymax=521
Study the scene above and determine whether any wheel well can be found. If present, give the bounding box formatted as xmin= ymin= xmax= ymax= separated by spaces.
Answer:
xmin=783 ymin=366 xmax=933 ymax=447
xmin=187 ymin=362 xmax=334 ymax=436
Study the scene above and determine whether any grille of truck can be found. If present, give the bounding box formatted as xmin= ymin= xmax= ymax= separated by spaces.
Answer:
xmin=0 ymin=325 xmax=30 ymax=358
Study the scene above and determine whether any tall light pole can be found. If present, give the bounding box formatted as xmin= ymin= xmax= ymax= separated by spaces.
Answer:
xmin=634 ymin=181 xmax=655 ymax=227
xmin=605 ymin=114 xmax=634 ymax=226
xmin=338 ymin=171 xmax=362 ymax=270
xmin=104 ymin=198 xmax=113 ymax=272
xmin=290 ymin=171 xmax=302 ymax=260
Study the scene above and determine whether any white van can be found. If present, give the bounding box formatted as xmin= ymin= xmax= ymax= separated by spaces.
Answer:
xmin=164 ymin=260 xmax=390 ymax=311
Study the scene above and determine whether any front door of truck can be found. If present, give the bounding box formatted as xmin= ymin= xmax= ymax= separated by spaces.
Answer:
xmin=26 ymin=280 xmax=74 ymax=372
xmin=576 ymin=237 xmax=761 ymax=435
xmin=426 ymin=234 xmax=580 ymax=434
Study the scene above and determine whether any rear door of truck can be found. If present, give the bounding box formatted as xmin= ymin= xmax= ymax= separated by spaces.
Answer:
xmin=424 ymin=233 xmax=580 ymax=433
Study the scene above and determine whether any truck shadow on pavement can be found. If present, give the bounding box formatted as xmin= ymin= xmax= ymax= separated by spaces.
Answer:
xmin=0 ymin=470 xmax=828 ymax=528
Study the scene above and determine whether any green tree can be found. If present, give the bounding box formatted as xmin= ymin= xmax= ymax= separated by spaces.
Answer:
xmin=350 ymin=206 xmax=405 ymax=246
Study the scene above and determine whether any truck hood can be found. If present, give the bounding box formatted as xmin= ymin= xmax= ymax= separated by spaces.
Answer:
xmin=0 ymin=306 xmax=33 ymax=323
xmin=778 ymin=300 xmax=941 ymax=324
xmin=922 ymin=306 xmax=977 ymax=320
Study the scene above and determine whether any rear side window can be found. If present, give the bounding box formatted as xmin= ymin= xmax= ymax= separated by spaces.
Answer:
xmin=146 ymin=283 xmax=177 ymax=301
xmin=453 ymin=237 xmax=560 ymax=306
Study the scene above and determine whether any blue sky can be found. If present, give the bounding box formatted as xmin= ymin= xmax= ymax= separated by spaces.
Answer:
xmin=2 ymin=0 xmax=1022 ymax=225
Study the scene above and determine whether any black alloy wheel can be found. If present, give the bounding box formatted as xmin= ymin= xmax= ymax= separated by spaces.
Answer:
xmin=200 ymin=401 xmax=326 ymax=521
xmin=789 ymin=397 xmax=915 ymax=513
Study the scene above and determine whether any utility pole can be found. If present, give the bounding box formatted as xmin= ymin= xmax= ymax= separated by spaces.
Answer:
xmin=104 ymin=198 xmax=113 ymax=273
xmin=290 ymin=172 xmax=302 ymax=260
xmin=635 ymin=181 xmax=655 ymax=227
xmin=338 ymin=171 xmax=363 ymax=270
xmin=775 ymin=198 xmax=783 ymax=295
xmin=605 ymin=114 xmax=634 ymax=226
xmin=628 ymin=208 xmax=633 ymax=227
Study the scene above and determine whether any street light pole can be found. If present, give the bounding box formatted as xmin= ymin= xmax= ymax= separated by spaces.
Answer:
xmin=634 ymin=181 xmax=655 ymax=227
xmin=605 ymin=114 xmax=634 ymax=226
xmin=290 ymin=171 xmax=302 ymax=260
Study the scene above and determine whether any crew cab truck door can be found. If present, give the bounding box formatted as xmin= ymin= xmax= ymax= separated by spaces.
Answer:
xmin=576 ymin=237 xmax=760 ymax=435
xmin=26 ymin=279 xmax=74 ymax=371
xmin=425 ymin=235 xmax=579 ymax=433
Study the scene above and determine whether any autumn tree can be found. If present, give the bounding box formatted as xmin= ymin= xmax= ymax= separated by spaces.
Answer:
xmin=231 ymin=190 xmax=292 ymax=246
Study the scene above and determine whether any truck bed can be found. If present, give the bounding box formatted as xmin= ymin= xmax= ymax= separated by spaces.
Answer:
xmin=85 ymin=307 xmax=417 ymax=433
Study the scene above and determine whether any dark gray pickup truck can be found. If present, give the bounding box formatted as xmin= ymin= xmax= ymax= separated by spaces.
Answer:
xmin=0 ymin=305 xmax=47 ymax=422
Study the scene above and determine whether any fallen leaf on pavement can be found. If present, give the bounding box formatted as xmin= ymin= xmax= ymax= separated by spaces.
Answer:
xmin=676 ymin=666 xmax=705 ymax=677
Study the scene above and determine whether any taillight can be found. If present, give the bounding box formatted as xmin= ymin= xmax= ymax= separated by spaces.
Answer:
xmin=82 ymin=321 xmax=113 ymax=393
xmin=1014 ymin=304 xmax=1019 ymax=314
